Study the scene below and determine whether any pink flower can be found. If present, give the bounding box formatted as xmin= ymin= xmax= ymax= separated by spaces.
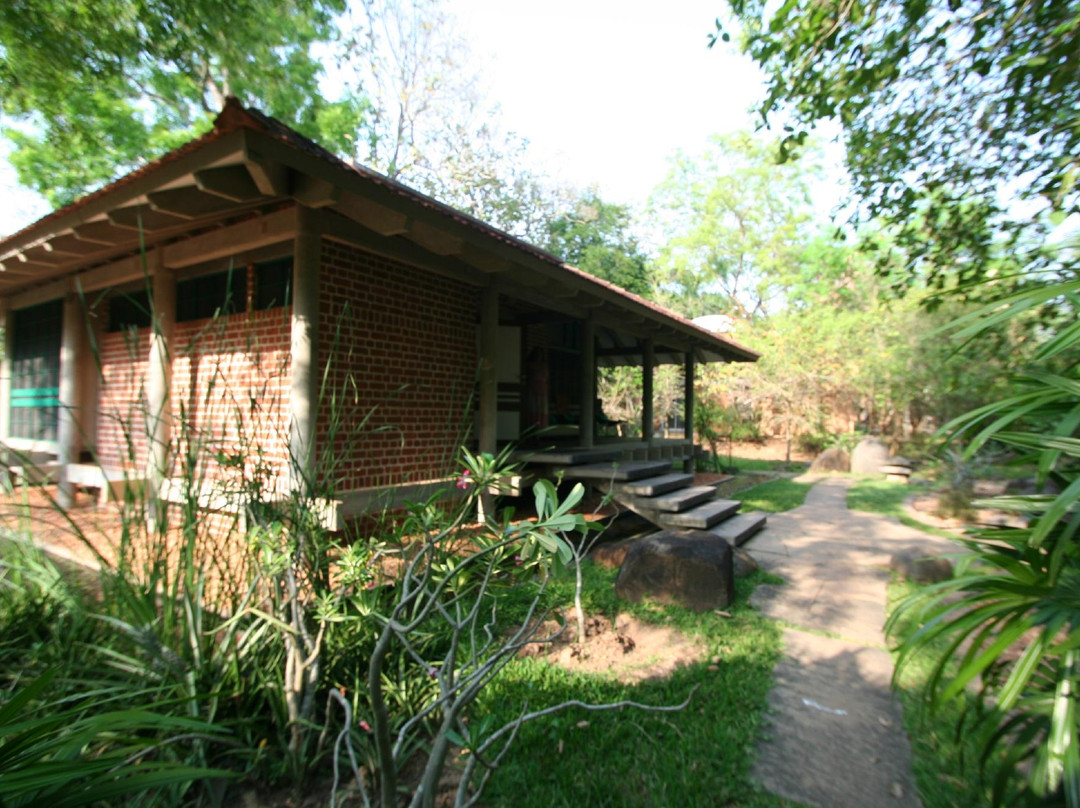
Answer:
xmin=428 ymin=667 xmax=438 ymax=678
xmin=513 ymin=555 xmax=523 ymax=566
xmin=359 ymin=720 xmax=372 ymax=732
xmin=456 ymin=469 xmax=472 ymax=489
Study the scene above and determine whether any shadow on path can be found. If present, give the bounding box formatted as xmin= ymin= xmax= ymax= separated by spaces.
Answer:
xmin=743 ymin=476 xmax=956 ymax=808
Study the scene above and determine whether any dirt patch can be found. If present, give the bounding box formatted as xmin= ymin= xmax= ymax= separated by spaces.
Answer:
xmin=520 ymin=611 xmax=707 ymax=683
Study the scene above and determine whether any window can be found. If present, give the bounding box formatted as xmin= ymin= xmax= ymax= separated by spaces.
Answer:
xmin=254 ymin=257 xmax=293 ymax=310
xmin=176 ymin=268 xmax=247 ymax=322
xmin=108 ymin=289 xmax=153 ymax=332
xmin=10 ymin=300 xmax=62 ymax=442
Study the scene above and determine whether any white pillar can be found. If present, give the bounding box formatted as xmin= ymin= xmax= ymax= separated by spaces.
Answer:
xmin=146 ymin=261 xmax=176 ymax=518
xmin=289 ymin=205 xmax=321 ymax=491
xmin=642 ymin=338 xmax=654 ymax=446
xmin=478 ymin=286 xmax=499 ymax=455
xmin=579 ymin=318 xmax=595 ymax=449
xmin=57 ymin=292 xmax=83 ymax=508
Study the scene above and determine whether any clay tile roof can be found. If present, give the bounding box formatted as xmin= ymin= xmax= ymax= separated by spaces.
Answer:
xmin=1 ymin=98 xmax=758 ymax=362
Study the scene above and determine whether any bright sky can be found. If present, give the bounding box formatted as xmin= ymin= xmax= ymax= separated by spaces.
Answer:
xmin=0 ymin=0 xmax=848 ymax=235
xmin=449 ymin=0 xmax=768 ymax=207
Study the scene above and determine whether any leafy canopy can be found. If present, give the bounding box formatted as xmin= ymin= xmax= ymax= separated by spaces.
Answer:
xmin=0 ymin=0 xmax=365 ymax=206
xmin=720 ymin=0 xmax=1080 ymax=288
xmin=543 ymin=193 xmax=653 ymax=297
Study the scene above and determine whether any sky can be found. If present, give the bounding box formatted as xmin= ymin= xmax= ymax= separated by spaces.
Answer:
xmin=0 ymin=0 xmax=849 ymax=235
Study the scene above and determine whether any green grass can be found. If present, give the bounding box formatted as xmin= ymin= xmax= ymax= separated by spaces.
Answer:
xmin=846 ymin=478 xmax=958 ymax=540
xmin=886 ymin=580 xmax=996 ymax=808
xmin=482 ymin=564 xmax=799 ymax=808
xmin=738 ymin=478 xmax=814 ymax=513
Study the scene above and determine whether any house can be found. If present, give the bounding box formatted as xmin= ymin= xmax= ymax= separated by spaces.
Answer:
xmin=0 ymin=99 xmax=759 ymax=530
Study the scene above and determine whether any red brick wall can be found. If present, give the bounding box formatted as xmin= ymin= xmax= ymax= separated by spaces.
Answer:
xmin=96 ymin=280 xmax=292 ymax=486
xmin=317 ymin=242 xmax=478 ymax=491
xmin=171 ymin=306 xmax=292 ymax=485
xmin=97 ymin=328 xmax=151 ymax=471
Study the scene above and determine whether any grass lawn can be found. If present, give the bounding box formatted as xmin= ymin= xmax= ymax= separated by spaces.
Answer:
xmin=481 ymin=564 xmax=797 ymax=808
xmin=886 ymin=580 xmax=997 ymax=808
xmin=846 ymin=478 xmax=957 ymax=540
xmin=737 ymin=478 xmax=814 ymax=513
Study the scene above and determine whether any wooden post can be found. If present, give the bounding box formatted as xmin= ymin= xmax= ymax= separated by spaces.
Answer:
xmin=684 ymin=351 xmax=696 ymax=455
xmin=0 ymin=299 xmax=10 ymax=452
xmin=579 ymin=317 xmax=595 ymax=449
xmin=642 ymin=338 xmax=654 ymax=446
xmin=57 ymin=292 xmax=83 ymax=508
xmin=146 ymin=259 xmax=176 ymax=521
xmin=290 ymin=205 xmax=321 ymax=491
xmin=478 ymin=285 xmax=499 ymax=455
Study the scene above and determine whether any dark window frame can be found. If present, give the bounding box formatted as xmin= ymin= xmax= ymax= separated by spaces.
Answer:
xmin=176 ymin=267 xmax=248 ymax=323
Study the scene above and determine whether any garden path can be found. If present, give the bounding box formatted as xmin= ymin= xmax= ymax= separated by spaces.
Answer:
xmin=743 ymin=476 xmax=955 ymax=808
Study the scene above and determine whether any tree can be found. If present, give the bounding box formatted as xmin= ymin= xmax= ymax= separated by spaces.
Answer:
xmin=543 ymin=192 xmax=653 ymax=296
xmin=649 ymin=131 xmax=815 ymax=319
xmin=337 ymin=0 xmax=566 ymax=243
xmin=0 ymin=0 xmax=365 ymax=207
xmin=719 ymin=3 xmax=1080 ymax=802
xmin=718 ymin=0 xmax=1080 ymax=289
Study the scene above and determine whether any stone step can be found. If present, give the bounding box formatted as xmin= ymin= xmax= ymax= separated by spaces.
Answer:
xmin=614 ymin=472 xmax=695 ymax=497
xmin=659 ymin=498 xmax=740 ymax=529
xmin=562 ymin=460 xmax=672 ymax=482
xmin=633 ymin=485 xmax=717 ymax=513
xmin=521 ymin=447 xmax=623 ymax=465
xmin=709 ymin=511 xmax=768 ymax=546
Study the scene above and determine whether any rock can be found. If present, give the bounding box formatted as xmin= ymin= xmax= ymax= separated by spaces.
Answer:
xmin=615 ymin=530 xmax=734 ymax=612
xmin=889 ymin=551 xmax=953 ymax=584
xmin=810 ymin=447 xmax=850 ymax=473
xmin=590 ymin=538 xmax=639 ymax=569
xmin=733 ymin=547 xmax=759 ymax=577
xmin=852 ymin=438 xmax=891 ymax=475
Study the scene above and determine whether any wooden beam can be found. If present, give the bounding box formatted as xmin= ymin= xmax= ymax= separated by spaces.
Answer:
xmin=147 ymin=186 xmax=243 ymax=219
xmin=162 ymin=207 xmax=296 ymax=268
xmin=41 ymin=234 xmax=93 ymax=257
xmin=243 ymin=146 xmax=292 ymax=196
xmin=292 ymin=174 xmax=340 ymax=208
xmin=335 ymin=191 xmax=409 ymax=236
xmin=107 ymin=204 xmax=189 ymax=232
xmin=194 ymin=164 xmax=265 ymax=202
xmin=72 ymin=221 xmax=128 ymax=246
xmin=406 ymin=220 xmax=464 ymax=256
xmin=317 ymin=209 xmax=484 ymax=289
xmin=456 ymin=243 xmax=510 ymax=273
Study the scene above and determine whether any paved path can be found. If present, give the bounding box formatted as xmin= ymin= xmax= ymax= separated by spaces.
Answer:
xmin=743 ymin=476 xmax=956 ymax=808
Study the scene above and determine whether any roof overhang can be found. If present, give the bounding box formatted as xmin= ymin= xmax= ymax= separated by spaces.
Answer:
xmin=0 ymin=100 xmax=758 ymax=364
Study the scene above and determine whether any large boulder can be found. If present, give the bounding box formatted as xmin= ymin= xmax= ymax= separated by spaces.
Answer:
xmin=851 ymin=437 xmax=891 ymax=475
xmin=889 ymin=551 xmax=953 ymax=584
xmin=810 ymin=447 xmax=850 ymax=473
xmin=615 ymin=530 xmax=734 ymax=612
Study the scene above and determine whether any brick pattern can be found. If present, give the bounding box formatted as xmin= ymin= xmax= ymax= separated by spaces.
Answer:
xmin=317 ymin=242 xmax=478 ymax=491
xmin=97 ymin=328 xmax=151 ymax=471
xmin=96 ymin=277 xmax=292 ymax=486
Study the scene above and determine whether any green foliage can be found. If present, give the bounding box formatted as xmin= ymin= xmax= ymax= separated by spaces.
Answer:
xmin=481 ymin=566 xmax=787 ymax=808
xmin=738 ymin=478 xmax=813 ymax=513
xmin=650 ymin=131 xmax=815 ymax=319
xmin=720 ymin=0 xmax=1080 ymax=287
xmin=0 ymin=669 xmax=232 ymax=808
xmin=544 ymin=192 xmax=654 ymax=297
xmin=0 ymin=0 xmax=363 ymax=205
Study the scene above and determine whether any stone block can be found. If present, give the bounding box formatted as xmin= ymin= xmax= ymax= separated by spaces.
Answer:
xmin=615 ymin=529 xmax=734 ymax=612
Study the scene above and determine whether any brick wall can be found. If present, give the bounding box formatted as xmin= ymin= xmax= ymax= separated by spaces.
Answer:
xmin=96 ymin=277 xmax=292 ymax=486
xmin=317 ymin=242 xmax=478 ymax=491
xmin=97 ymin=328 xmax=151 ymax=471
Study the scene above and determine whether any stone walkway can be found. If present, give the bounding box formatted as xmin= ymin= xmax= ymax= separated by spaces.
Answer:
xmin=743 ymin=476 xmax=957 ymax=808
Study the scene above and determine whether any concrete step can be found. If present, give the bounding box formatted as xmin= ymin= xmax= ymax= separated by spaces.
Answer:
xmin=659 ymin=498 xmax=740 ymax=529
xmin=709 ymin=511 xmax=768 ymax=546
xmin=521 ymin=447 xmax=623 ymax=465
xmin=562 ymin=460 xmax=672 ymax=482
xmin=614 ymin=472 xmax=695 ymax=497
xmin=634 ymin=485 xmax=717 ymax=513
